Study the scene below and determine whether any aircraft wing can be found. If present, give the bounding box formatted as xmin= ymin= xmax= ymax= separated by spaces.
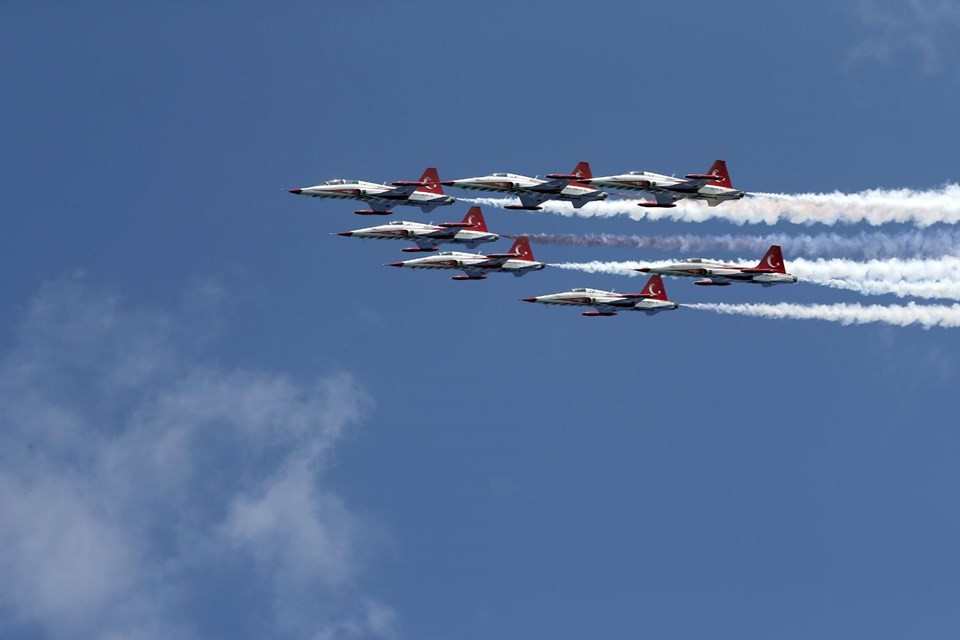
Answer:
xmin=377 ymin=184 xmax=419 ymax=198
xmin=650 ymin=191 xmax=682 ymax=206
xmin=385 ymin=180 xmax=430 ymax=197
xmin=603 ymin=295 xmax=652 ymax=307
xmin=360 ymin=196 xmax=400 ymax=210
xmin=517 ymin=192 xmax=549 ymax=209
xmin=662 ymin=178 xmax=710 ymax=194
xmin=418 ymin=228 xmax=458 ymax=239
xmin=528 ymin=175 xmax=578 ymax=194
xmin=472 ymin=252 xmax=517 ymax=268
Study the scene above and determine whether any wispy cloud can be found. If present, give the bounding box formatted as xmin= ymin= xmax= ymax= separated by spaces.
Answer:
xmin=847 ymin=0 xmax=960 ymax=74
xmin=0 ymin=275 xmax=392 ymax=640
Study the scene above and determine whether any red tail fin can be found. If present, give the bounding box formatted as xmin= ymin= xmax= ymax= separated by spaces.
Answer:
xmin=706 ymin=160 xmax=732 ymax=188
xmin=640 ymin=274 xmax=668 ymax=301
xmin=757 ymin=245 xmax=786 ymax=273
xmin=417 ymin=167 xmax=444 ymax=194
xmin=571 ymin=161 xmax=592 ymax=180
xmin=462 ymin=206 xmax=487 ymax=231
xmin=508 ymin=236 xmax=535 ymax=261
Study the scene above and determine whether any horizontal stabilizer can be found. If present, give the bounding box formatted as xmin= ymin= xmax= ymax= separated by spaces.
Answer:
xmin=354 ymin=209 xmax=393 ymax=215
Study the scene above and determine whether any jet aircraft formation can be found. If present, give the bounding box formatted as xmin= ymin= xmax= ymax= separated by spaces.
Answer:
xmin=287 ymin=160 xmax=795 ymax=317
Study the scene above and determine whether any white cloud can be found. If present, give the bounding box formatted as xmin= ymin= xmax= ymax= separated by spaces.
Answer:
xmin=0 ymin=275 xmax=392 ymax=640
xmin=847 ymin=0 xmax=960 ymax=74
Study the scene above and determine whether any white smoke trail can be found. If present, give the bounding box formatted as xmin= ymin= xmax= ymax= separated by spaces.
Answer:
xmin=791 ymin=257 xmax=960 ymax=283
xmin=551 ymin=257 xmax=960 ymax=301
xmin=464 ymin=184 xmax=960 ymax=227
xmin=549 ymin=261 xmax=656 ymax=276
xmin=813 ymin=279 xmax=960 ymax=300
xmin=686 ymin=302 xmax=960 ymax=329
xmin=515 ymin=230 xmax=960 ymax=259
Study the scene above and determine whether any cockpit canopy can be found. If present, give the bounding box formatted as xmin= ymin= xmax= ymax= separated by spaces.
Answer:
xmin=322 ymin=178 xmax=354 ymax=185
xmin=570 ymin=287 xmax=606 ymax=294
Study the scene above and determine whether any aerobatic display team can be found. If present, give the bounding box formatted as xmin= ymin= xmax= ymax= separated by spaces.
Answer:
xmin=287 ymin=161 xmax=960 ymax=327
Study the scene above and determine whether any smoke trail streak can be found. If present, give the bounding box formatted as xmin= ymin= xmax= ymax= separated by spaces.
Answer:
xmin=551 ymin=257 xmax=960 ymax=300
xmin=463 ymin=184 xmax=960 ymax=227
xmin=685 ymin=302 xmax=960 ymax=329
xmin=554 ymin=257 xmax=960 ymax=280
xmin=549 ymin=261 xmax=653 ymax=276
xmin=512 ymin=230 xmax=960 ymax=259
xmin=791 ymin=257 xmax=960 ymax=283
xmin=813 ymin=279 xmax=960 ymax=300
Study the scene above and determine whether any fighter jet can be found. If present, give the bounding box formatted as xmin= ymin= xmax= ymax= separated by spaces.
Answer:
xmin=336 ymin=206 xmax=498 ymax=253
xmin=521 ymin=275 xmax=678 ymax=317
xmin=386 ymin=237 xmax=544 ymax=280
xmin=636 ymin=245 xmax=798 ymax=286
xmin=441 ymin=162 xmax=607 ymax=210
xmin=583 ymin=159 xmax=744 ymax=208
xmin=287 ymin=167 xmax=454 ymax=214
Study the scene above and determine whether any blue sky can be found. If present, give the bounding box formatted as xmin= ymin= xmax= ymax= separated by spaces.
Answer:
xmin=2 ymin=1 xmax=960 ymax=639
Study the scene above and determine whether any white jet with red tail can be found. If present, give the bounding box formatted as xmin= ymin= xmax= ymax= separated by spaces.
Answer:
xmin=441 ymin=162 xmax=607 ymax=210
xmin=584 ymin=159 xmax=744 ymax=208
xmin=387 ymin=237 xmax=545 ymax=280
xmin=636 ymin=245 xmax=798 ymax=286
xmin=287 ymin=167 xmax=454 ymax=214
xmin=336 ymin=207 xmax=499 ymax=252
xmin=521 ymin=275 xmax=678 ymax=317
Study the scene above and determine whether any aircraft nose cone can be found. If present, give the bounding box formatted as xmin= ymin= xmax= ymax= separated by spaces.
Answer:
xmin=288 ymin=188 xmax=302 ymax=194
xmin=636 ymin=267 xmax=651 ymax=273
xmin=521 ymin=297 xmax=537 ymax=303
xmin=439 ymin=181 xmax=456 ymax=186
xmin=337 ymin=231 xmax=353 ymax=237
xmin=386 ymin=262 xmax=404 ymax=267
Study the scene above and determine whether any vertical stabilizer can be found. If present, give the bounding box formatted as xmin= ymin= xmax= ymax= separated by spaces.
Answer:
xmin=462 ymin=206 xmax=487 ymax=231
xmin=417 ymin=167 xmax=444 ymax=194
xmin=571 ymin=161 xmax=592 ymax=180
xmin=756 ymin=245 xmax=786 ymax=273
xmin=507 ymin=237 xmax=535 ymax=261
xmin=639 ymin=274 xmax=669 ymax=301
xmin=706 ymin=160 xmax=733 ymax=189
